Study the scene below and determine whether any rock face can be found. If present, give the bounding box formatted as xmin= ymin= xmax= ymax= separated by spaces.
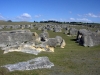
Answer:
xmin=76 ymin=29 xmax=88 ymax=42
xmin=0 ymin=30 xmax=39 ymax=47
xmin=69 ymin=28 xmax=78 ymax=36
xmin=53 ymin=27 xmax=62 ymax=32
xmin=39 ymin=31 xmax=49 ymax=41
xmin=0 ymin=29 xmax=66 ymax=54
xmin=43 ymin=36 xmax=66 ymax=48
xmin=0 ymin=25 xmax=5 ymax=29
xmin=1 ymin=57 xmax=54 ymax=71
xmin=2 ymin=43 xmax=41 ymax=55
xmin=76 ymin=29 xmax=100 ymax=47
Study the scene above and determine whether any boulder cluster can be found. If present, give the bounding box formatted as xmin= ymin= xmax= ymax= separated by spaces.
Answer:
xmin=0 ymin=29 xmax=66 ymax=54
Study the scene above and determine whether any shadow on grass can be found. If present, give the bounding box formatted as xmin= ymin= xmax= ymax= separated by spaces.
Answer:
xmin=70 ymin=39 xmax=77 ymax=41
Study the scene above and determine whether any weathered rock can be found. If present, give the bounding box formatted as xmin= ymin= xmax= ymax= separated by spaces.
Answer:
xmin=68 ymin=28 xmax=78 ymax=36
xmin=0 ymin=30 xmax=40 ymax=47
xmin=1 ymin=57 xmax=54 ymax=71
xmin=42 ymin=36 xmax=66 ymax=48
xmin=96 ymin=30 xmax=100 ymax=34
xmin=37 ymin=26 xmax=43 ymax=30
xmin=5 ymin=25 xmax=12 ymax=29
xmin=76 ymin=29 xmax=89 ymax=42
xmin=46 ymin=27 xmax=53 ymax=31
xmin=0 ymin=27 xmax=3 ymax=30
xmin=24 ymin=25 xmax=30 ymax=29
xmin=76 ymin=29 xmax=100 ymax=47
xmin=39 ymin=31 xmax=49 ymax=41
xmin=30 ymin=25 xmax=34 ymax=29
xmin=21 ymin=25 xmax=25 ymax=29
xmin=12 ymin=25 xmax=20 ymax=29
xmin=64 ymin=30 xmax=69 ymax=34
xmin=0 ymin=25 xmax=5 ymax=29
xmin=32 ymin=32 xmax=41 ymax=43
xmin=53 ymin=27 xmax=62 ymax=32
xmin=2 ymin=43 xmax=41 ymax=55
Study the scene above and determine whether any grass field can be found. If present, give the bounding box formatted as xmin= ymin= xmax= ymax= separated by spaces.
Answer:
xmin=0 ymin=23 xmax=100 ymax=75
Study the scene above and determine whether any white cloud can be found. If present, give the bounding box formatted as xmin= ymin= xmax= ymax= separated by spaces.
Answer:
xmin=69 ymin=17 xmax=92 ymax=22
xmin=17 ymin=13 xmax=31 ymax=21
xmin=85 ymin=13 xmax=99 ymax=18
xmin=76 ymin=18 xmax=92 ymax=22
xmin=21 ymin=13 xmax=31 ymax=18
xmin=34 ymin=15 xmax=42 ymax=18
xmin=70 ymin=18 xmax=75 ymax=21
xmin=0 ymin=14 xmax=5 ymax=20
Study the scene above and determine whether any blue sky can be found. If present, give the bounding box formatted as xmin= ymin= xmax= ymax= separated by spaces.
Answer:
xmin=0 ymin=0 xmax=100 ymax=23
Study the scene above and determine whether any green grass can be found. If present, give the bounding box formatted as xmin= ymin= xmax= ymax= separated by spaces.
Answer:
xmin=0 ymin=26 xmax=100 ymax=75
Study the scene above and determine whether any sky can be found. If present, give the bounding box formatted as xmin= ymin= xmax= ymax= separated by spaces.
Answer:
xmin=0 ymin=0 xmax=100 ymax=23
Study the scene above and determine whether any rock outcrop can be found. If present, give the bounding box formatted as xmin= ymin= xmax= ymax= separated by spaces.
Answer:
xmin=1 ymin=57 xmax=54 ymax=71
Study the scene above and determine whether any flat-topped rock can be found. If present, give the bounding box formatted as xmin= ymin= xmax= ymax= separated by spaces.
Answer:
xmin=1 ymin=57 xmax=54 ymax=71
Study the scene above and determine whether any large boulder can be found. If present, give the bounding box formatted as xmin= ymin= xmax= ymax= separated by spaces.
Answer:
xmin=0 ymin=30 xmax=40 ymax=47
xmin=53 ymin=27 xmax=62 ymax=32
xmin=39 ymin=31 xmax=49 ymax=41
xmin=12 ymin=25 xmax=20 ymax=29
xmin=0 ymin=25 xmax=5 ymax=29
xmin=25 ymin=25 xmax=30 ymax=29
xmin=76 ymin=29 xmax=89 ymax=42
xmin=96 ymin=30 xmax=100 ymax=34
xmin=76 ymin=29 xmax=100 ymax=47
xmin=5 ymin=25 xmax=12 ymax=29
xmin=20 ymin=25 xmax=25 ymax=29
xmin=37 ymin=26 xmax=43 ymax=30
xmin=30 ymin=25 xmax=34 ymax=29
xmin=42 ymin=36 xmax=66 ymax=48
xmin=68 ymin=28 xmax=78 ymax=36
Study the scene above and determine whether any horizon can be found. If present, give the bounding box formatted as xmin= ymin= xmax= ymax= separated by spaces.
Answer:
xmin=0 ymin=0 xmax=100 ymax=23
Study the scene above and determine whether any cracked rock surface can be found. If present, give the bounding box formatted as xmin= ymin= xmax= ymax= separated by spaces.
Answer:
xmin=1 ymin=57 xmax=54 ymax=71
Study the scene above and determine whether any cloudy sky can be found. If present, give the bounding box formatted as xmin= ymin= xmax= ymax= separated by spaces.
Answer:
xmin=0 ymin=0 xmax=100 ymax=23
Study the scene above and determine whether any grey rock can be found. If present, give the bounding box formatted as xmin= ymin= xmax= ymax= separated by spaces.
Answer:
xmin=76 ymin=29 xmax=100 ymax=47
xmin=55 ymin=36 xmax=63 ymax=46
xmin=30 ymin=25 xmax=34 ymax=29
xmin=38 ymin=26 xmax=43 ymax=30
xmin=39 ymin=31 xmax=49 ymax=41
xmin=1 ymin=57 xmax=54 ymax=71
xmin=64 ymin=30 xmax=69 ymax=34
xmin=5 ymin=25 xmax=12 ymax=29
xmin=69 ymin=28 xmax=78 ymax=35
xmin=0 ymin=30 xmax=37 ymax=47
xmin=25 ymin=25 xmax=30 ymax=29
xmin=96 ymin=30 xmax=100 ymax=34
xmin=0 ymin=25 xmax=5 ymax=29
xmin=53 ymin=27 xmax=62 ymax=32
xmin=12 ymin=25 xmax=20 ymax=29
xmin=43 ymin=36 xmax=64 ymax=47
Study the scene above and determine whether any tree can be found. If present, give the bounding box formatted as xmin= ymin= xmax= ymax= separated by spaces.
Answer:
xmin=7 ymin=20 xmax=12 ymax=22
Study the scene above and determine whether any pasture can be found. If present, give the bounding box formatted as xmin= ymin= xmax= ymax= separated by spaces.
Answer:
xmin=0 ymin=22 xmax=100 ymax=75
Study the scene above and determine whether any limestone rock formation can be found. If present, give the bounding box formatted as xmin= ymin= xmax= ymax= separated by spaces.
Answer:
xmin=39 ymin=31 xmax=49 ymax=41
xmin=76 ymin=29 xmax=100 ymax=47
xmin=1 ymin=57 xmax=54 ymax=71
xmin=68 ymin=28 xmax=78 ymax=36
